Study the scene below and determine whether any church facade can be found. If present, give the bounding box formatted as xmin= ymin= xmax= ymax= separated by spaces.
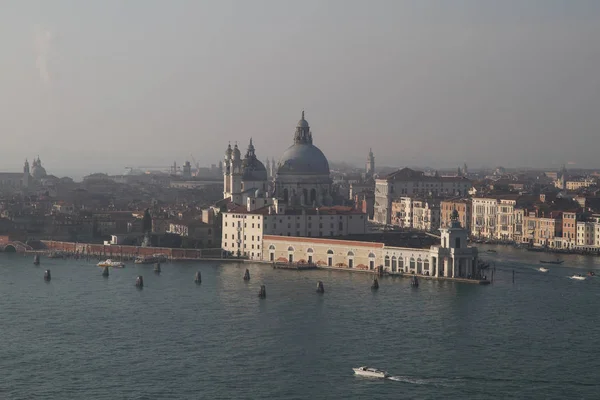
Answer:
xmin=222 ymin=112 xmax=333 ymax=207
xmin=0 ymin=157 xmax=48 ymax=191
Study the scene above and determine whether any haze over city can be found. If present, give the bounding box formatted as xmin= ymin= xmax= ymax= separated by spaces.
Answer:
xmin=1 ymin=0 xmax=600 ymax=178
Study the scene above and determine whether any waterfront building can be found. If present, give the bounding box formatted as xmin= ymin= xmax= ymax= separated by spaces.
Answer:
xmin=262 ymin=209 xmax=479 ymax=278
xmin=471 ymin=197 xmax=498 ymax=239
xmin=374 ymin=167 xmax=472 ymax=225
xmin=390 ymin=197 xmax=440 ymax=232
xmin=522 ymin=210 xmax=563 ymax=248
xmin=562 ymin=212 xmax=578 ymax=249
xmin=496 ymin=199 xmax=517 ymax=241
xmin=221 ymin=199 xmax=366 ymax=259
xmin=513 ymin=208 xmax=525 ymax=243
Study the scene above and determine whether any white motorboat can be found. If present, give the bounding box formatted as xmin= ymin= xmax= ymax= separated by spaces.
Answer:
xmin=97 ymin=259 xmax=125 ymax=268
xmin=569 ymin=274 xmax=586 ymax=281
xmin=538 ymin=267 xmax=549 ymax=273
xmin=353 ymin=366 xmax=390 ymax=379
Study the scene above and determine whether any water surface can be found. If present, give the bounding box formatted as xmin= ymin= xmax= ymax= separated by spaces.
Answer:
xmin=0 ymin=246 xmax=599 ymax=399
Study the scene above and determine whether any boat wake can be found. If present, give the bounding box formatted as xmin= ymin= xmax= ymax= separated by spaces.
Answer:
xmin=386 ymin=376 xmax=458 ymax=387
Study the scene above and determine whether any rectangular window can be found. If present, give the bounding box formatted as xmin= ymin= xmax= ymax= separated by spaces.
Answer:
xmin=225 ymin=234 xmax=228 ymax=239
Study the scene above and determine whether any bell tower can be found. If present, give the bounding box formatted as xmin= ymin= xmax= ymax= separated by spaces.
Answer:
xmin=23 ymin=159 xmax=30 ymax=189
xmin=366 ymin=148 xmax=375 ymax=178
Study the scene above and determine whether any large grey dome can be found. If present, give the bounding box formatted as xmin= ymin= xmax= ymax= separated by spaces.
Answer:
xmin=277 ymin=143 xmax=330 ymax=176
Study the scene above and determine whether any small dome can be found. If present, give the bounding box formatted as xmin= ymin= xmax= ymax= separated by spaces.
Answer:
xmin=31 ymin=160 xmax=47 ymax=180
xmin=233 ymin=144 xmax=241 ymax=159
xmin=242 ymin=158 xmax=267 ymax=181
xmin=225 ymin=143 xmax=232 ymax=158
xmin=297 ymin=118 xmax=309 ymax=128
xmin=255 ymin=188 xmax=265 ymax=197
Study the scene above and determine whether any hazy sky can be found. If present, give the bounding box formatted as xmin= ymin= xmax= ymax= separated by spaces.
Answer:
xmin=1 ymin=0 xmax=599 ymax=178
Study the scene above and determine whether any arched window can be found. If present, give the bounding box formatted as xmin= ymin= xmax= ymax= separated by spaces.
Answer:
xmin=347 ymin=251 xmax=354 ymax=256
xmin=307 ymin=248 xmax=314 ymax=253
xmin=424 ymin=259 xmax=430 ymax=271
xmin=327 ymin=249 xmax=334 ymax=255
xmin=384 ymin=255 xmax=390 ymax=267
xmin=269 ymin=244 xmax=275 ymax=250
xmin=287 ymin=246 xmax=294 ymax=252
xmin=398 ymin=257 xmax=404 ymax=271
xmin=368 ymin=252 xmax=375 ymax=258
xmin=417 ymin=258 xmax=423 ymax=274
xmin=347 ymin=251 xmax=354 ymax=268
xmin=391 ymin=256 xmax=397 ymax=272
xmin=310 ymin=189 xmax=317 ymax=204
xmin=410 ymin=257 xmax=416 ymax=271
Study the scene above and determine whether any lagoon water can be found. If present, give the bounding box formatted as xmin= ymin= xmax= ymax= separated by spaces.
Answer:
xmin=0 ymin=246 xmax=599 ymax=399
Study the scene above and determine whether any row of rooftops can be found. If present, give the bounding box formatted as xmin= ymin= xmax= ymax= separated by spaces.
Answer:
xmin=377 ymin=168 xmax=471 ymax=182
xmin=225 ymin=204 xmax=364 ymax=216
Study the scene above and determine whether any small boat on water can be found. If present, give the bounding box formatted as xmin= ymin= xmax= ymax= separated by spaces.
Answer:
xmin=588 ymin=271 xmax=596 ymax=277
xmin=353 ymin=366 xmax=390 ymax=379
xmin=487 ymin=249 xmax=497 ymax=253
xmin=134 ymin=254 xmax=167 ymax=264
xmin=569 ymin=274 xmax=586 ymax=281
xmin=540 ymin=259 xmax=564 ymax=265
xmin=97 ymin=259 xmax=125 ymax=268
xmin=538 ymin=267 xmax=549 ymax=273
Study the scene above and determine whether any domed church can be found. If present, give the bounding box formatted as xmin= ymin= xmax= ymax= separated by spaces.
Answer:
xmin=222 ymin=112 xmax=332 ymax=207
xmin=274 ymin=111 xmax=332 ymax=206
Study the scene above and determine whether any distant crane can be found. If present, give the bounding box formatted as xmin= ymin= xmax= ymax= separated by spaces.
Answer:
xmin=189 ymin=154 xmax=200 ymax=170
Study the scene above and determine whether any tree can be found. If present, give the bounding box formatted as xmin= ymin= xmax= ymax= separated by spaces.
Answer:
xmin=142 ymin=208 xmax=152 ymax=233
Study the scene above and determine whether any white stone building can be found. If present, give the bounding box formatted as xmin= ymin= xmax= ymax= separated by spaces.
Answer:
xmin=262 ymin=210 xmax=480 ymax=279
xmin=222 ymin=199 xmax=367 ymax=259
xmin=471 ymin=197 xmax=498 ymax=239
